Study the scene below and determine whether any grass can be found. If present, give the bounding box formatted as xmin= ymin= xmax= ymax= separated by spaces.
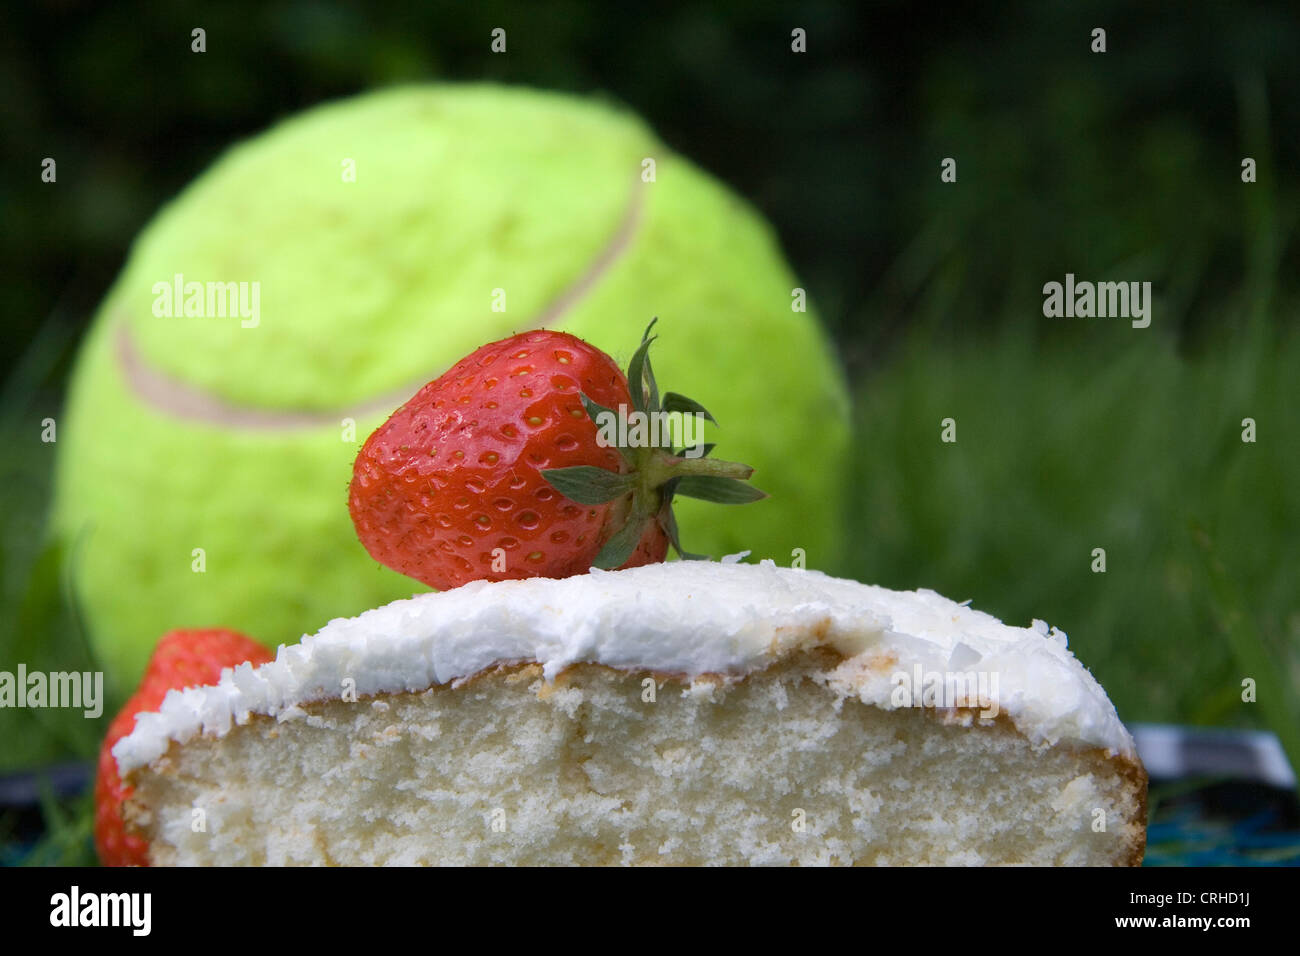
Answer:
xmin=1 ymin=783 xmax=96 ymax=867
xmin=841 ymin=322 xmax=1300 ymax=776
xmin=0 ymin=315 xmax=107 ymax=776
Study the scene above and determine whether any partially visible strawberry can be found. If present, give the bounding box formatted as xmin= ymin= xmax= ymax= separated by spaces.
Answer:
xmin=94 ymin=628 xmax=273 ymax=866
xmin=349 ymin=320 xmax=765 ymax=591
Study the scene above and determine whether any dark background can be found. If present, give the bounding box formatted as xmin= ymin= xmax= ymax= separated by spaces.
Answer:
xmin=7 ymin=1 xmax=1296 ymax=373
xmin=1 ymin=0 xmax=1298 ymax=861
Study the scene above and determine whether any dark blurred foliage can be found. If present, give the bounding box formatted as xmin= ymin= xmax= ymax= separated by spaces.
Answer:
xmin=3 ymin=0 xmax=1297 ymax=388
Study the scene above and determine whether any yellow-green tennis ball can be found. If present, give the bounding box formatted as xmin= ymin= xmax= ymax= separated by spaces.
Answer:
xmin=54 ymin=84 xmax=850 ymax=690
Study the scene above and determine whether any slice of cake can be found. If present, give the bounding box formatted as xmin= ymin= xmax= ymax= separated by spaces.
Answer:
xmin=114 ymin=562 xmax=1146 ymax=865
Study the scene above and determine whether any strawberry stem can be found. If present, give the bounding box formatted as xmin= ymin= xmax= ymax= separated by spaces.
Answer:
xmin=642 ymin=452 xmax=753 ymax=488
xmin=545 ymin=318 xmax=766 ymax=566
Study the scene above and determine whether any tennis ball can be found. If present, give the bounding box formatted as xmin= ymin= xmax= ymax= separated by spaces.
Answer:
xmin=54 ymin=84 xmax=850 ymax=690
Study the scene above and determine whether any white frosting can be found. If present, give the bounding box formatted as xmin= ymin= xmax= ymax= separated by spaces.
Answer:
xmin=114 ymin=562 xmax=1137 ymax=774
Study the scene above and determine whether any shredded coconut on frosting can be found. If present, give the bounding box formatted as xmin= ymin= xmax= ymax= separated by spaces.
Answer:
xmin=114 ymin=561 xmax=1136 ymax=774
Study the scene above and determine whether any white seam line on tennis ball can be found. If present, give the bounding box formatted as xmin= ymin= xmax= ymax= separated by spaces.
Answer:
xmin=116 ymin=176 xmax=648 ymax=430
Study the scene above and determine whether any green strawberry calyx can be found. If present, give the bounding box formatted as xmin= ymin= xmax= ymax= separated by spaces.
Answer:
xmin=541 ymin=318 xmax=766 ymax=568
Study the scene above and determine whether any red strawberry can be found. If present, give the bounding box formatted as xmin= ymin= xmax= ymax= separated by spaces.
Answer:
xmin=94 ymin=628 xmax=273 ymax=866
xmin=349 ymin=321 xmax=764 ymax=590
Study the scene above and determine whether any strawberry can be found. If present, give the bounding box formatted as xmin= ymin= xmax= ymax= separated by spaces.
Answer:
xmin=349 ymin=320 xmax=763 ymax=590
xmin=94 ymin=628 xmax=273 ymax=866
